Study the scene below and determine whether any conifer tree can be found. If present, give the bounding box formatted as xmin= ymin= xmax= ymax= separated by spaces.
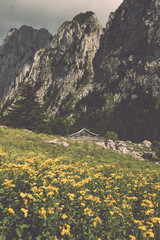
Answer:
xmin=2 ymin=82 xmax=46 ymax=131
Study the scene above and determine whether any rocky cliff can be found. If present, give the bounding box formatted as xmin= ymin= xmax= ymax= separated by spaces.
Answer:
xmin=0 ymin=26 xmax=52 ymax=112
xmin=0 ymin=12 xmax=103 ymax=115
xmin=28 ymin=11 xmax=103 ymax=115
xmin=94 ymin=0 xmax=160 ymax=97
xmin=0 ymin=0 xmax=159 ymax=118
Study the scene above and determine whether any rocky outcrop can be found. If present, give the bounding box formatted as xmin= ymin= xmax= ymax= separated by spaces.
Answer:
xmin=44 ymin=139 xmax=69 ymax=147
xmin=28 ymin=11 xmax=103 ymax=115
xmin=0 ymin=12 xmax=103 ymax=116
xmin=0 ymin=0 xmax=159 ymax=118
xmin=93 ymin=0 xmax=160 ymax=97
xmin=0 ymin=26 xmax=52 ymax=112
xmin=142 ymin=140 xmax=152 ymax=148
xmin=106 ymin=140 xmax=129 ymax=154
xmin=106 ymin=139 xmax=155 ymax=160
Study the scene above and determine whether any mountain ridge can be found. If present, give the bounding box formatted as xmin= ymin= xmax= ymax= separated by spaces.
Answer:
xmin=0 ymin=12 xmax=103 ymax=116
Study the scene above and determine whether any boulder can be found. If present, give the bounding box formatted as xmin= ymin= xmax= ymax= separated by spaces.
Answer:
xmin=143 ymin=140 xmax=152 ymax=148
xmin=0 ymin=125 xmax=7 ymax=128
xmin=44 ymin=139 xmax=58 ymax=144
xmin=106 ymin=140 xmax=129 ymax=154
xmin=23 ymin=129 xmax=33 ymax=133
xmin=96 ymin=142 xmax=107 ymax=148
xmin=115 ymin=141 xmax=129 ymax=154
xmin=131 ymin=151 xmax=143 ymax=159
xmin=44 ymin=139 xmax=69 ymax=147
xmin=61 ymin=142 xmax=70 ymax=147
xmin=106 ymin=140 xmax=116 ymax=150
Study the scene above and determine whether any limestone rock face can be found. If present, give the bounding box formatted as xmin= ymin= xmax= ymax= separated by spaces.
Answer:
xmin=0 ymin=12 xmax=103 ymax=115
xmin=94 ymin=0 xmax=160 ymax=96
xmin=0 ymin=0 xmax=159 ymax=117
xmin=0 ymin=26 xmax=52 ymax=111
xmin=28 ymin=11 xmax=103 ymax=115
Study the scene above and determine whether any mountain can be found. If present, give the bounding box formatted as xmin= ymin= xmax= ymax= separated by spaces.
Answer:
xmin=28 ymin=12 xmax=103 ymax=115
xmin=71 ymin=0 xmax=160 ymax=141
xmin=0 ymin=0 xmax=160 ymax=140
xmin=93 ymin=0 xmax=160 ymax=97
xmin=0 ymin=12 xmax=103 ymax=116
xmin=0 ymin=26 xmax=53 ymax=112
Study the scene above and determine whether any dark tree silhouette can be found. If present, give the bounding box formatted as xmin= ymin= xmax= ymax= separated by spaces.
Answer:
xmin=2 ymin=82 xmax=46 ymax=131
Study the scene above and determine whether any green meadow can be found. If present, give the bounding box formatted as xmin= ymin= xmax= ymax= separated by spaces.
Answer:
xmin=0 ymin=127 xmax=160 ymax=239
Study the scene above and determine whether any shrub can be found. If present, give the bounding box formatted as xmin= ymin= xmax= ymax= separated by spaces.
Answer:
xmin=106 ymin=131 xmax=118 ymax=142
xmin=152 ymin=141 xmax=160 ymax=159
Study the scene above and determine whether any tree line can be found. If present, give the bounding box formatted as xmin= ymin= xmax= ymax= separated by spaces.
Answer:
xmin=1 ymin=83 xmax=160 ymax=144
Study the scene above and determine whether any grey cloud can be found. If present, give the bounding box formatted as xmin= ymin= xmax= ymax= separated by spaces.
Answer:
xmin=0 ymin=0 xmax=123 ymax=44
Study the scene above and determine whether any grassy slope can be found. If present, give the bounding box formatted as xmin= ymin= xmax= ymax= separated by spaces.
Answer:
xmin=0 ymin=126 xmax=160 ymax=174
xmin=1 ymin=127 xmax=160 ymax=240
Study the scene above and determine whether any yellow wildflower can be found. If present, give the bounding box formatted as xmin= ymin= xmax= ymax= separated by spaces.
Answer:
xmin=85 ymin=195 xmax=101 ymax=203
xmin=110 ymin=211 xmax=114 ymax=215
xmin=133 ymin=219 xmax=143 ymax=225
xmin=68 ymin=193 xmax=75 ymax=201
xmin=61 ymin=214 xmax=68 ymax=219
xmin=20 ymin=192 xmax=27 ymax=198
xmin=48 ymin=207 xmax=54 ymax=214
xmin=129 ymin=235 xmax=136 ymax=240
xmin=138 ymin=225 xmax=147 ymax=231
xmin=93 ymin=216 xmax=102 ymax=227
xmin=93 ymin=221 xmax=97 ymax=227
xmin=61 ymin=224 xmax=70 ymax=236
xmin=141 ymin=199 xmax=154 ymax=208
xmin=8 ymin=208 xmax=15 ymax=214
xmin=146 ymin=221 xmax=154 ymax=228
xmin=39 ymin=207 xmax=46 ymax=218
xmin=151 ymin=217 xmax=160 ymax=223
xmin=2 ymin=179 xmax=16 ymax=188
xmin=143 ymin=229 xmax=154 ymax=238
xmin=21 ymin=208 xmax=28 ymax=217
xmin=81 ymin=202 xmax=85 ymax=207
xmin=84 ymin=208 xmax=94 ymax=217
xmin=145 ymin=209 xmax=154 ymax=215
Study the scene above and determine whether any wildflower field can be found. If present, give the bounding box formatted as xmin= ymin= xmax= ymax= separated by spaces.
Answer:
xmin=0 ymin=128 xmax=160 ymax=239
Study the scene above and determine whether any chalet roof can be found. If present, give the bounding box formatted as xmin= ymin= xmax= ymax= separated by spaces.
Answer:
xmin=70 ymin=128 xmax=98 ymax=137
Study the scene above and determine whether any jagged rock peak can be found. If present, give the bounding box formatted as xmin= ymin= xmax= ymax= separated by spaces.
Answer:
xmin=123 ymin=0 xmax=159 ymax=9
xmin=1 ymin=25 xmax=53 ymax=48
xmin=0 ymin=26 xmax=53 ymax=111
xmin=56 ymin=11 xmax=102 ymax=39
xmin=104 ymin=0 xmax=160 ymax=55
xmin=73 ymin=11 xmax=97 ymax=24
xmin=27 ymin=11 xmax=103 ymax=115
xmin=93 ymin=0 xmax=160 ymax=95
xmin=0 ymin=11 xmax=103 ymax=116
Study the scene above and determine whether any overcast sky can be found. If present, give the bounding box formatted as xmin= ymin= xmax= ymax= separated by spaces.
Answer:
xmin=0 ymin=0 xmax=123 ymax=44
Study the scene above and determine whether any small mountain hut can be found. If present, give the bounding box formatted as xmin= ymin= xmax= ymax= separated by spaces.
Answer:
xmin=69 ymin=128 xmax=98 ymax=140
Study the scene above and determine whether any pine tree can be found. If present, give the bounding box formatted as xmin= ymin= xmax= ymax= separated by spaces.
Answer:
xmin=2 ymin=82 xmax=46 ymax=131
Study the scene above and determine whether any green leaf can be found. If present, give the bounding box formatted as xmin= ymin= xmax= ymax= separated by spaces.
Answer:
xmin=16 ymin=228 xmax=22 ymax=238
xmin=2 ymin=218 xmax=8 ymax=225
xmin=0 ymin=205 xmax=3 ymax=210
xmin=19 ymin=224 xmax=29 ymax=229
xmin=0 ymin=189 xmax=4 ymax=194
xmin=36 ymin=236 xmax=42 ymax=240
xmin=0 ymin=235 xmax=6 ymax=240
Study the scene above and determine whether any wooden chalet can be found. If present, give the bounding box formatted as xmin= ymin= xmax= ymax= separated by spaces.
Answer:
xmin=69 ymin=128 xmax=99 ymax=140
